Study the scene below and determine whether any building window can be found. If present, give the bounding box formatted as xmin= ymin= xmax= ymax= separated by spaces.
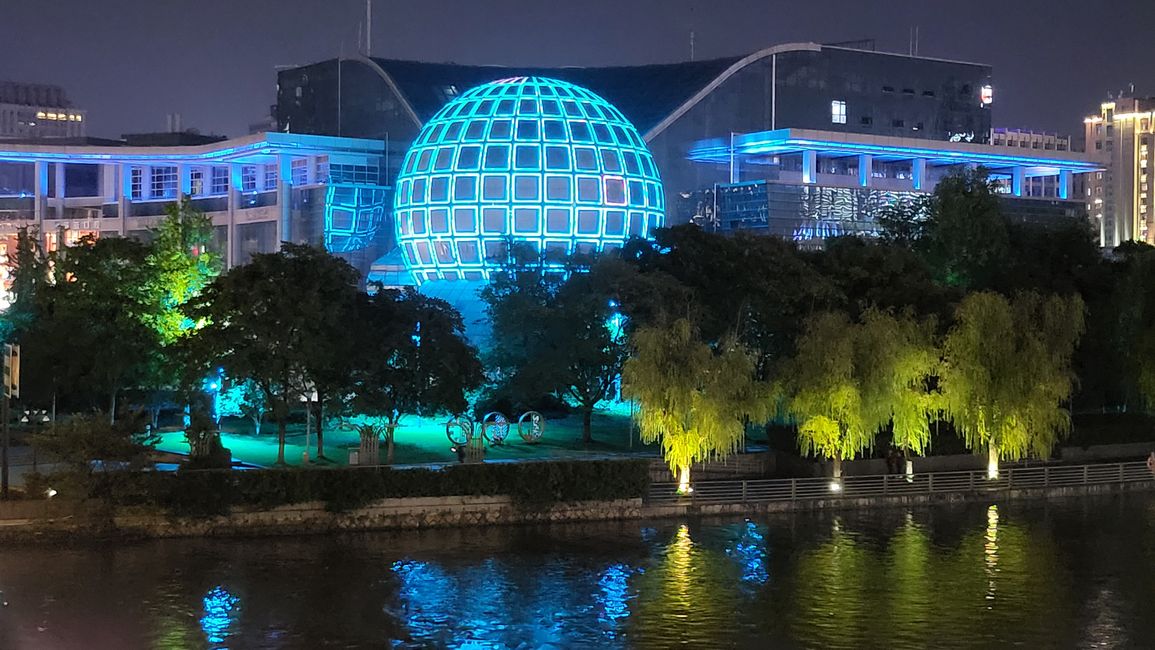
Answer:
xmin=241 ymin=165 xmax=258 ymax=192
xmin=264 ymin=164 xmax=278 ymax=191
xmin=315 ymin=156 xmax=329 ymax=184
xmin=831 ymin=100 xmax=847 ymax=124
xmin=892 ymin=119 xmax=905 ymax=128
xmin=291 ymin=158 xmax=308 ymax=185
xmin=190 ymin=168 xmax=204 ymax=196
xmin=211 ymin=167 xmax=229 ymax=195
xmin=130 ymin=167 xmax=143 ymax=200
xmin=150 ymin=166 xmax=177 ymax=199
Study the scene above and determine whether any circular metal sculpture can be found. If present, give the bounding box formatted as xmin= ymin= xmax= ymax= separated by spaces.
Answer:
xmin=518 ymin=411 xmax=546 ymax=443
xmin=481 ymin=411 xmax=510 ymax=444
xmin=393 ymin=76 xmax=665 ymax=284
xmin=445 ymin=415 xmax=473 ymax=446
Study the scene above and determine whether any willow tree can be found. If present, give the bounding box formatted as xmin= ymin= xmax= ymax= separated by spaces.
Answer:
xmin=940 ymin=291 xmax=1084 ymax=478
xmin=857 ymin=307 xmax=940 ymax=460
xmin=781 ymin=311 xmax=871 ymax=480
xmin=622 ymin=318 xmax=765 ymax=493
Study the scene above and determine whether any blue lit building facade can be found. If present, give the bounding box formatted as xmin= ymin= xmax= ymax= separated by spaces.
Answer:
xmin=275 ymin=41 xmax=1000 ymax=236
xmin=685 ymin=128 xmax=1100 ymax=240
xmin=393 ymin=77 xmax=663 ymax=283
xmin=0 ymin=132 xmax=390 ymax=285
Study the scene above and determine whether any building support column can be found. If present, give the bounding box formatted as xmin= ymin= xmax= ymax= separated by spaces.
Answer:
xmin=227 ymin=163 xmax=242 ymax=269
xmin=1058 ymin=170 xmax=1072 ymax=200
xmin=119 ymin=164 xmax=133 ymax=233
xmin=911 ymin=158 xmax=927 ymax=191
xmin=857 ymin=154 xmax=873 ymax=187
xmin=178 ymin=164 xmax=192 ymax=199
xmin=52 ymin=162 xmax=66 ymax=222
xmin=1011 ymin=167 xmax=1025 ymax=198
xmin=33 ymin=162 xmax=48 ymax=245
xmin=277 ymin=154 xmax=292 ymax=247
xmin=802 ymin=150 xmax=817 ymax=185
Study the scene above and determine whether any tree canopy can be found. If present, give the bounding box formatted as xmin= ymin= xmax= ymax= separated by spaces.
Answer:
xmin=939 ymin=291 xmax=1085 ymax=476
xmin=622 ymin=318 xmax=766 ymax=491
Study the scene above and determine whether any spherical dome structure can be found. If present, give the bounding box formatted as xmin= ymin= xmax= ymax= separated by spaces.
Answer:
xmin=393 ymin=77 xmax=664 ymax=283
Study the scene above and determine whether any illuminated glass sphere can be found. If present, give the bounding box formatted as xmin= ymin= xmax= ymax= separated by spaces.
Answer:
xmin=393 ymin=77 xmax=664 ymax=283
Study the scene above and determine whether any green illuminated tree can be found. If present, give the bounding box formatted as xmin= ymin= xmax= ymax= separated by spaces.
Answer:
xmin=780 ymin=311 xmax=872 ymax=478
xmin=939 ymin=291 xmax=1084 ymax=477
xmin=148 ymin=196 xmax=221 ymax=344
xmin=857 ymin=307 xmax=940 ymax=457
xmin=217 ymin=378 xmax=267 ymax=436
xmin=782 ymin=308 xmax=940 ymax=476
xmin=346 ymin=288 xmax=482 ymax=464
xmin=483 ymin=251 xmax=655 ymax=442
xmin=622 ymin=318 xmax=766 ymax=491
xmin=187 ymin=244 xmax=358 ymax=465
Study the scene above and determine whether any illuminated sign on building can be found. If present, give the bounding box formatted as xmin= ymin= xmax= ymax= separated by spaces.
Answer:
xmin=392 ymin=77 xmax=664 ymax=284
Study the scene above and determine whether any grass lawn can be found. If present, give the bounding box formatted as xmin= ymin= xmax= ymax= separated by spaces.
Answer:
xmin=157 ymin=407 xmax=658 ymax=468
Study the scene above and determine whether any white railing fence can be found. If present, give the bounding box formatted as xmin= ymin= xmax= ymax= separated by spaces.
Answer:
xmin=648 ymin=461 xmax=1155 ymax=505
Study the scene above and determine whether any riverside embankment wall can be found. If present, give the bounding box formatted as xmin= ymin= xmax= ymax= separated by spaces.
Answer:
xmin=2 ymin=478 xmax=1153 ymax=542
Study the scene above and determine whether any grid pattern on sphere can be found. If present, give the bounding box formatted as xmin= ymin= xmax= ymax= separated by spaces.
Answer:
xmin=324 ymin=185 xmax=389 ymax=253
xmin=393 ymin=76 xmax=664 ymax=283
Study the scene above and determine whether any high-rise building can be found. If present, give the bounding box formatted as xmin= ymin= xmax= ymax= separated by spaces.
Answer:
xmin=0 ymin=81 xmax=87 ymax=140
xmin=1084 ymin=97 xmax=1155 ymax=247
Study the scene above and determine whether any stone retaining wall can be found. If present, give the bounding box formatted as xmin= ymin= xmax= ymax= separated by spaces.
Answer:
xmin=3 ymin=479 xmax=1154 ymax=542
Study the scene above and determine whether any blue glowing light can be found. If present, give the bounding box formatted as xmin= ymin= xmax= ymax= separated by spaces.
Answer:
xmin=596 ymin=563 xmax=635 ymax=635
xmin=323 ymin=185 xmax=389 ymax=253
xmin=725 ymin=521 xmax=769 ymax=586
xmin=200 ymin=586 xmax=240 ymax=644
xmin=394 ymin=77 xmax=665 ymax=284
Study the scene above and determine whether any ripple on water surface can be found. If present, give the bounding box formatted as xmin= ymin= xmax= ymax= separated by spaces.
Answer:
xmin=0 ymin=495 xmax=1152 ymax=648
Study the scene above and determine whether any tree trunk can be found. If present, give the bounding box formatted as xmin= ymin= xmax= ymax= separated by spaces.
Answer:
xmin=109 ymin=390 xmax=117 ymax=424
xmin=676 ymin=465 xmax=692 ymax=494
xmin=581 ymin=406 xmax=593 ymax=444
xmin=251 ymin=412 xmax=262 ymax=436
xmin=386 ymin=423 xmax=395 ymax=466
xmin=315 ymin=398 xmax=325 ymax=460
xmin=987 ymin=442 xmax=1000 ymax=480
xmin=276 ymin=416 xmax=287 ymax=466
xmin=833 ymin=453 xmax=843 ymax=479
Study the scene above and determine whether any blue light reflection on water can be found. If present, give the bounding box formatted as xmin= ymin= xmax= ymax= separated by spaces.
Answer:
xmin=597 ymin=563 xmax=636 ymax=637
xmin=200 ymin=586 xmax=239 ymax=644
xmin=726 ymin=520 xmax=770 ymax=587
xmin=391 ymin=555 xmax=643 ymax=647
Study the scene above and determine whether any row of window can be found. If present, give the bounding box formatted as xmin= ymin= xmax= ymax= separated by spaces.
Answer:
xmin=397 ymin=174 xmax=660 ymax=209
xmin=415 ymin=116 xmax=645 ymax=150
xmin=124 ymin=158 xmax=334 ymax=200
xmin=397 ymin=206 xmax=657 ymax=240
xmin=404 ymin=142 xmax=657 ymax=178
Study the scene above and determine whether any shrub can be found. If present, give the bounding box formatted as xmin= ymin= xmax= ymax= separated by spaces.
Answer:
xmin=90 ymin=458 xmax=650 ymax=517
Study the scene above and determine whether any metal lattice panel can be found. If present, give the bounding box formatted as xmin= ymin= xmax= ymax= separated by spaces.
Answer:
xmin=393 ymin=77 xmax=664 ymax=283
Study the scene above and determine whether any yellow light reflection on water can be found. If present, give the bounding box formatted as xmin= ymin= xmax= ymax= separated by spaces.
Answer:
xmin=984 ymin=504 xmax=999 ymax=608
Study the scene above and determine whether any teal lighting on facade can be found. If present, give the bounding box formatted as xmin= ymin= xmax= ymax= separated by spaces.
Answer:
xmin=393 ymin=77 xmax=664 ymax=284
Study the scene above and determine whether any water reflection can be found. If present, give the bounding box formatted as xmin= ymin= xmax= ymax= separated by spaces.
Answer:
xmin=726 ymin=520 xmax=769 ymax=587
xmin=0 ymin=498 xmax=1150 ymax=647
xmin=200 ymin=586 xmax=240 ymax=644
xmin=985 ymin=504 xmax=1000 ymax=607
xmin=596 ymin=563 xmax=634 ymax=635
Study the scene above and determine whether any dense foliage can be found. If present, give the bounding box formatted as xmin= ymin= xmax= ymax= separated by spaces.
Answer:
xmin=91 ymin=458 xmax=651 ymax=516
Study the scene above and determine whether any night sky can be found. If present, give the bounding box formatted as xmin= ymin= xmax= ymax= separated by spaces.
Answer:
xmin=3 ymin=0 xmax=1153 ymax=140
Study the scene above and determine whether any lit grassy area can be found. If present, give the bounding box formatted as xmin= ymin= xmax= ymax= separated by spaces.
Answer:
xmin=156 ymin=407 xmax=657 ymax=467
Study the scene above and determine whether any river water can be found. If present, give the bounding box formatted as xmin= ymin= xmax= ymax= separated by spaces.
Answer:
xmin=1 ymin=495 xmax=1154 ymax=649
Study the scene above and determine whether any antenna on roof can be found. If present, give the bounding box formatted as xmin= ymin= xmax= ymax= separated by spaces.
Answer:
xmin=690 ymin=31 xmax=695 ymax=62
xmin=366 ymin=0 xmax=373 ymax=57
xmin=908 ymin=26 xmax=920 ymax=56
